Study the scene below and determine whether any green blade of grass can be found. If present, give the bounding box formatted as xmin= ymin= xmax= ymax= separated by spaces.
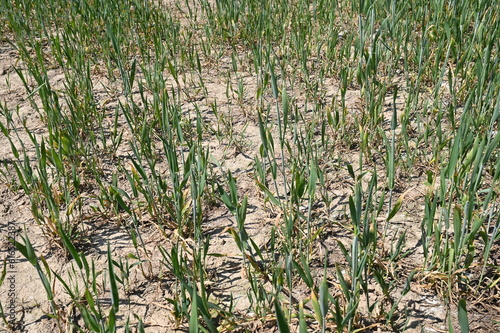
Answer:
xmin=107 ymin=243 xmax=119 ymax=313
xmin=189 ymin=282 xmax=199 ymax=333
xmin=275 ymin=299 xmax=290 ymax=333
xmin=458 ymin=299 xmax=469 ymax=333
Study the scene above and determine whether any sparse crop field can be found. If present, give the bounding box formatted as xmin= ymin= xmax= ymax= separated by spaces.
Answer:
xmin=0 ymin=0 xmax=499 ymax=332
